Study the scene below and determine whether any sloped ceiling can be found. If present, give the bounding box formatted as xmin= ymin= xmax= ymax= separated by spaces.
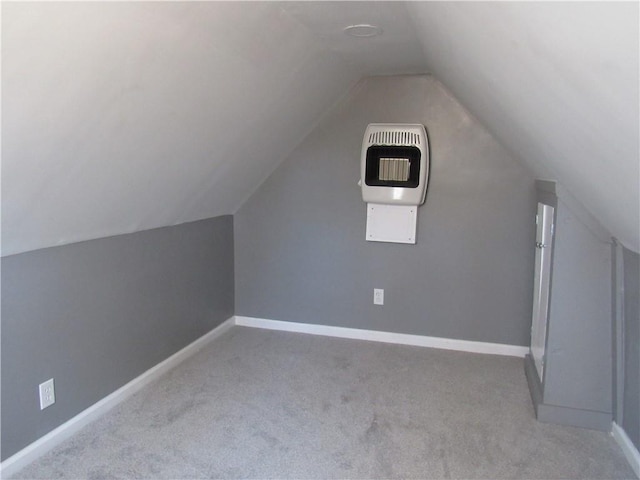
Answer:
xmin=407 ymin=1 xmax=639 ymax=252
xmin=2 ymin=2 xmax=638 ymax=256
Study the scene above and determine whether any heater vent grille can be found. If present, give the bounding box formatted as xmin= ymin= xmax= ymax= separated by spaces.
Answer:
xmin=368 ymin=131 xmax=420 ymax=146
xmin=378 ymin=157 xmax=410 ymax=182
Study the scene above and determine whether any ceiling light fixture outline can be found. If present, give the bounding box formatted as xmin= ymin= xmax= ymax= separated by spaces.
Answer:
xmin=343 ymin=24 xmax=383 ymax=38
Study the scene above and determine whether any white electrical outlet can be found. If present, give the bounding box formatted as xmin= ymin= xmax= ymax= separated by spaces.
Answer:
xmin=39 ymin=378 xmax=55 ymax=410
xmin=374 ymin=288 xmax=384 ymax=305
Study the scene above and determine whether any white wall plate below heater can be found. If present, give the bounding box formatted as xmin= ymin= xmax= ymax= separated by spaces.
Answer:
xmin=366 ymin=203 xmax=417 ymax=244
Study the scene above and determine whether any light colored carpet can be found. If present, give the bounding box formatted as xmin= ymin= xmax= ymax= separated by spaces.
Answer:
xmin=12 ymin=326 xmax=637 ymax=479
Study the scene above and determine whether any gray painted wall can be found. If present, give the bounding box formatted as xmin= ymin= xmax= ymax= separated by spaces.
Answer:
xmin=1 ymin=216 xmax=234 ymax=460
xmin=622 ymin=246 xmax=639 ymax=448
xmin=235 ymin=75 xmax=537 ymax=346
xmin=542 ymin=196 xmax=613 ymax=415
xmin=526 ymin=183 xmax=615 ymax=430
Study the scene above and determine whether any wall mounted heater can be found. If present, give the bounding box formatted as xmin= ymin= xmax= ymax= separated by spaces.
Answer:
xmin=360 ymin=123 xmax=429 ymax=244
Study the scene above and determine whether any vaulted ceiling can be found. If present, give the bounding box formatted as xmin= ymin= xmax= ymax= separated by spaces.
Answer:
xmin=3 ymin=2 xmax=638 ymax=256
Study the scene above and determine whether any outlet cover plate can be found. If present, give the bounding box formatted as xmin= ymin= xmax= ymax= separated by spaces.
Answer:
xmin=374 ymin=288 xmax=384 ymax=305
xmin=39 ymin=378 xmax=55 ymax=410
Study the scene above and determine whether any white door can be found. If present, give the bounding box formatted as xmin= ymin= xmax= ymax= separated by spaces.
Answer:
xmin=531 ymin=202 xmax=554 ymax=381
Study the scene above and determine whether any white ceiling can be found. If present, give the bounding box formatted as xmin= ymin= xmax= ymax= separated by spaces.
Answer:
xmin=280 ymin=2 xmax=426 ymax=75
xmin=2 ymin=2 xmax=638 ymax=255
xmin=407 ymin=1 xmax=639 ymax=252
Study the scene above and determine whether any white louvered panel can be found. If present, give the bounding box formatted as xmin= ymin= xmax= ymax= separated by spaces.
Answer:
xmin=361 ymin=123 xmax=429 ymax=208
xmin=368 ymin=130 xmax=420 ymax=146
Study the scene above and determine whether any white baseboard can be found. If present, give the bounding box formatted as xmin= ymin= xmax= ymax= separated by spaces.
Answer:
xmin=612 ymin=422 xmax=640 ymax=478
xmin=233 ymin=316 xmax=529 ymax=358
xmin=0 ymin=318 xmax=235 ymax=479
